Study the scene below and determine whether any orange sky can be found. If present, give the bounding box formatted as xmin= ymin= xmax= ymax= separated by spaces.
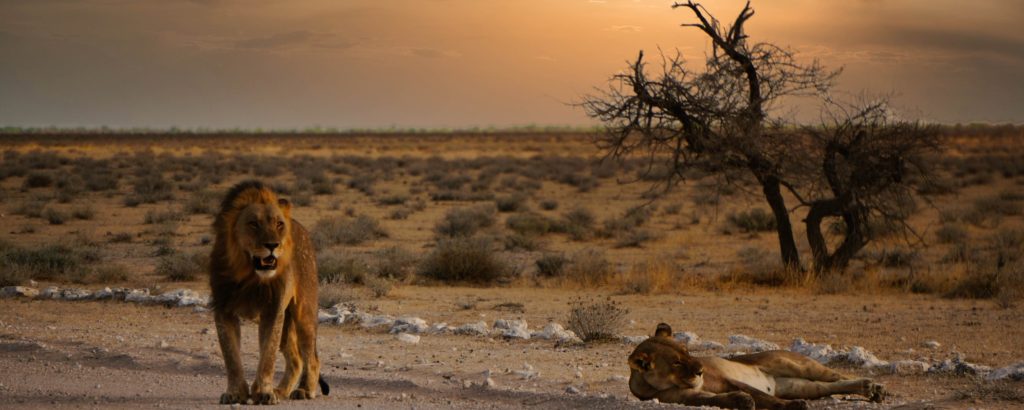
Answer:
xmin=1 ymin=0 xmax=1022 ymax=128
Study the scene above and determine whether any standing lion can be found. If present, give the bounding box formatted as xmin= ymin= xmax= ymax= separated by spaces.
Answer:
xmin=209 ymin=180 xmax=328 ymax=405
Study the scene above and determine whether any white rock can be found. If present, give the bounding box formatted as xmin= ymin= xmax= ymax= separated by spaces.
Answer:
xmin=622 ymin=336 xmax=647 ymax=345
xmin=391 ymin=317 xmax=429 ymax=334
xmin=428 ymin=322 xmax=450 ymax=334
xmin=889 ymin=360 xmax=930 ymax=375
xmin=565 ymin=386 xmax=581 ymax=395
xmin=395 ymin=333 xmax=420 ymax=344
xmin=790 ymin=338 xmax=836 ymax=363
xmin=514 ymin=363 xmax=538 ymax=380
xmin=482 ymin=370 xmax=496 ymax=388
xmin=727 ymin=335 xmax=779 ymax=352
xmin=987 ymin=362 xmax=1024 ymax=381
xmin=531 ymin=322 xmax=580 ymax=342
xmin=124 ymin=289 xmax=153 ymax=304
xmin=606 ymin=375 xmax=627 ymax=383
xmin=929 ymin=353 xmax=991 ymax=376
xmin=154 ymin=289 xmax=207 ymax=307
xmin=453 ymin=322 xmax=489 ymax=337
xmin=92 ymin=287 xmax=114 ymax=300
xmin=921 ymin=340 xmax=941 ymax=349
xmin=493 ymin=319 xmax=530 ymax=340
xmin=157 ymin=340 xmax=169 ymax=349
xmin=40 ymin=286 xmax=62 ymax=299
xmin=0 ymin=286 xmax=39 ymax=298
xmin=318 ymin=310 xmax=341 ymax=324
xmin=673 ymin=331 xmax=700 ymax=346
xmin=360 ymin=314 xmax=395 ymax=329
xmin=697 ymin=341 xmax=725 ymax=350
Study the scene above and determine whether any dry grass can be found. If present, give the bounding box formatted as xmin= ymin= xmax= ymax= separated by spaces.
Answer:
xmin=566 ymin=298 xmax=629 ymax=343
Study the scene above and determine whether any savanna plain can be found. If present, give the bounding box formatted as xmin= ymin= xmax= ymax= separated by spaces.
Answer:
xmin=0 ymin=130 xmax=1022 ymax=409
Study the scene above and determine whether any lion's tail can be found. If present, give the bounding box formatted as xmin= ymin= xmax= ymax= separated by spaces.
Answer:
xmin=319 ymin=377 xmax=330 ymax=396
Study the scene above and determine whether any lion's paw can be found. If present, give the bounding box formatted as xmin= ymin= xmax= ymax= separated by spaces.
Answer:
xmin=725 ymin=392 xmax=755 ymax=410
xmin=783 ymin=399 xmax=809 ymax=410
xmin=219 ymin=390 xmax=249 ymax=405
xmin=290 ymin=388 xmax=315 ymax=400
xmin=250 ymin=384 xmax=281 ymax=405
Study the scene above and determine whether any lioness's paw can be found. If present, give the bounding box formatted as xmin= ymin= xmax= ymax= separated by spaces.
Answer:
xmin=725 ymin=392 xmax=755 ymax=410
xmin=868 ymin=382 xmax=886 ymax=403
xmin=783 ymin=399 xmax=809 ymax=410
xmin=219 ymin=391 xmax=248 ymax=405
xmin=290 ymin=388 xmax=314 ymax=400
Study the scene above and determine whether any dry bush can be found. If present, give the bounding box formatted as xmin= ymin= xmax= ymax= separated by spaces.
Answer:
xmin=554 ymin=206 xmax=596 ymax=241
xmin=725 ymin=208 xmax=776 ymax=233
xmin=417 ymin=237 xmax=512 ymax=284
xmin=935 ymin=223 xmax=968 ymax=244
xmin=313 ymin=214 xmax=389 ymax=247
xmin=364 ymin=275 xmax=393 ymax=298
xmin=613 ymin=228 xmax=661 ymax=248
xmin=156 ymin=251 xmax=208 ymax=282
xmin=91 ymin=264 xmax=131 ymax=283
xmin=184 ymin=190 xmax=218 ymax=215
xmin=434 ymin=205 xmax=496 ymax=238
xmin=567 ymin=298 xmax=629 ymax=343
xmin=42 ymin=208 xmax=68 ymax=225
xmin=71 ymin=206 xmax=95 ymax=220
xmin=22 ymin=171 xmax=54 ymax=189
xmin=371 ymin=246 xmax=417 ymax=281
xmin=126 ymin=172 xmax=174 ymax=205
xmin=318 ymin=283 xmax=355 ymax=308
xmin=535 ymin=253 xmax=568 ymax=278
xmin=503 ymin=233 xmax=541 ymax=251
xmin=144 ymin=208 xmax=185 ymax=224
xmin=506 ymin=212 xmax=553 ymax=236
xmin=564 ymin=248 xmax=614 ymax=287
xmin=377 ymin=194 xmax=409 ymax=206
xmin=494 ymin=194 xmax=527 ymax=213
xmin=318 ymin=254 xmax=369 ymax=285
xmin=12 ymin=198 xmax=48 ymax=218
xmin=617 ymin=260 xmax=676 ymax=294
xmin=539 ymin=199 xmax=559 ymax=211
xmin=722 ymin=247 xmax=812 ymax=288
xmin=1 ymin=240 xmax=100 ymax=283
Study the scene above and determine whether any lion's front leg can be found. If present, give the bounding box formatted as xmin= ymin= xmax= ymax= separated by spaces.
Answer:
xmin=251 ymin=298 xmax=289 ymax=405
xmin=655 ymin=388 xmax=755 ymax=410
xmin=215 ymin=311 xmax=249 ymax=404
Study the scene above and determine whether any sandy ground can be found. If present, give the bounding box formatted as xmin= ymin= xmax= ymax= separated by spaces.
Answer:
xmin=1 ymin=286 xmax=1022 ymax=409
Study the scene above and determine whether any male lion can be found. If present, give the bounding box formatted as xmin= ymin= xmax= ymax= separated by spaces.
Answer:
xmin=628 ymin=323 xmax=884 ymax=410
xmin=209 ymin=181 xmax=328 ymax=405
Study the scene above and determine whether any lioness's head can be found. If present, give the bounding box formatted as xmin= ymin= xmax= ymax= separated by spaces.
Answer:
xmin=628 ymin=323 xmax=705 ymax=391
xmin=215 ymin=181 xmax=294 ymax=280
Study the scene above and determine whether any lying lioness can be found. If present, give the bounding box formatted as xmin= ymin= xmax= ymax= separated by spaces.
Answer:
xmin=628 ymin=323 xmax=884 ymax=410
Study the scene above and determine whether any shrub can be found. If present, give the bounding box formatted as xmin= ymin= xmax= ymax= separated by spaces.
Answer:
xmin=1 ymin=244 xmax=87 ymax=281
xmin=364 ymin=275 xmax=393 ymax=298
xmin=156 ymin=251 xmax=207 ymax=282
xmin=42 ymin=208 xmax=68 ymax=225
xmin=12 ymin=199 xmax=48 ymax=218
xmin=566 ymin=298 xmax=629 ymax=342
xmin=129 ymin=172 xmax=174 ymax=204
xmin=613 ymin=228 xmax=660 ymax=248
xmin=418 ymin=237 xmax=512 ymax=284
xmin=935 ymin=223 xmax=968 ymax=244
xmin=506 ymin=212 xmax=553 ymax=236
xmin=618 ymin=261 xmax=675 ymax=294
xmin=92 ymin=264 xmax=131 ymax=283
xmin=22 ymin=172 xmax=54 ymax=189
xmin=503 ymin=233 xmax=541 ymax=251
xmin=565 ymin=249 xmax=614 ymax=287
xmin=371 ymin=247 xmax=417 ymax=281
xmin=377 ymin=194 xmax=409 ymax=206
xmin=318 ymin=283 xmax=354 ymax=308
xmin=535 ymin=253 xmax=568 ymax=277
xmin=144 ymin=208 xmax=185 ymax=224
xmin=347 ymin=175 xmax=376 ymax=195
xmin=318 ymin=254 xmax=369 ymax=284
xmin=72 ymin=206 xmax=96 ymax=220
xmin=726 ymin=208 xmax=776 ymax=233
xmin=184 ymin=190 xmax=219 ymax=215
xmin=540 ymin=199 xmax=559 ymax=211
xmin=556 ymin=206 xmax=596 ymax=241
xmin=434 ymin=205 xmax=496 ymax=238
xmin=494 ymin=194 xmax=527 ymax=213
xmin=313 ymin=215 xmax=389 ymax=247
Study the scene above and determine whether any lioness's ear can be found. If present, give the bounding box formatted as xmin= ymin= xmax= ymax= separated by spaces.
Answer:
xmin=630 ymin=352 xmax=652 ymax=371
xmin=655 ymin=323 xmax=672 ymax=337
xmin=278 ymin=198 xmax=292 ymax=214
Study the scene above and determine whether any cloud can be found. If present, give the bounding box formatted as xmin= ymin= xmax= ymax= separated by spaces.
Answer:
xmin=234 ymin=30 xmax=313 ymax=49
xmin=608 ymin=25 xmax=642 ymax=32
xmin=409 ymin=47 xmax=461 ymax=59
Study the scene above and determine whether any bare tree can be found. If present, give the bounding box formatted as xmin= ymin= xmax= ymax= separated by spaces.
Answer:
xmin=582 ymin=1 xmax=837 ymax=268
xmin=798 ymin=100 xmax=940 ymax=272
xmin=582 ymin=1 xmax=940 ymax=274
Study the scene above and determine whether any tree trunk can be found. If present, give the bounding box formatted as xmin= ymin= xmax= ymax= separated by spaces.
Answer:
xmin=761 ymin=176 xmax=800 ymax=269
xmin=805 ymin=200 xmax=867 ymax=273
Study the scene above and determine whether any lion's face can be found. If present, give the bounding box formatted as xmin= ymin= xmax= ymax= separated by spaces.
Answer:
xmin=232 ymin=200 xmax=292 ymax=279
xmin=628 ymin=323 xmax=705 ymax=391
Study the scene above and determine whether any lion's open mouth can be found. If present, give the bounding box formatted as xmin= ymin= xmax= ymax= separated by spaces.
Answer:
xmin=252 ymin=255 xmax=278 ymax=271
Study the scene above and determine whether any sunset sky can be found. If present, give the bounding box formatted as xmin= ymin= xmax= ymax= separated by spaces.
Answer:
xmin=1 ymin=0 xmax=1022 ymax=129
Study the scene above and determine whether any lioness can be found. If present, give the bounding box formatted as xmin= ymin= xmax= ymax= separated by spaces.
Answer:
xmin=628 ymin=323 xmax=884 ymax=410
xmin=209 ymin=181 xmax=328 ymax=405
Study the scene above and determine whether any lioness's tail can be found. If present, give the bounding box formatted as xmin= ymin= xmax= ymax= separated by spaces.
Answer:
xmin=319 ymin=378 xmax=330 ymax=396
